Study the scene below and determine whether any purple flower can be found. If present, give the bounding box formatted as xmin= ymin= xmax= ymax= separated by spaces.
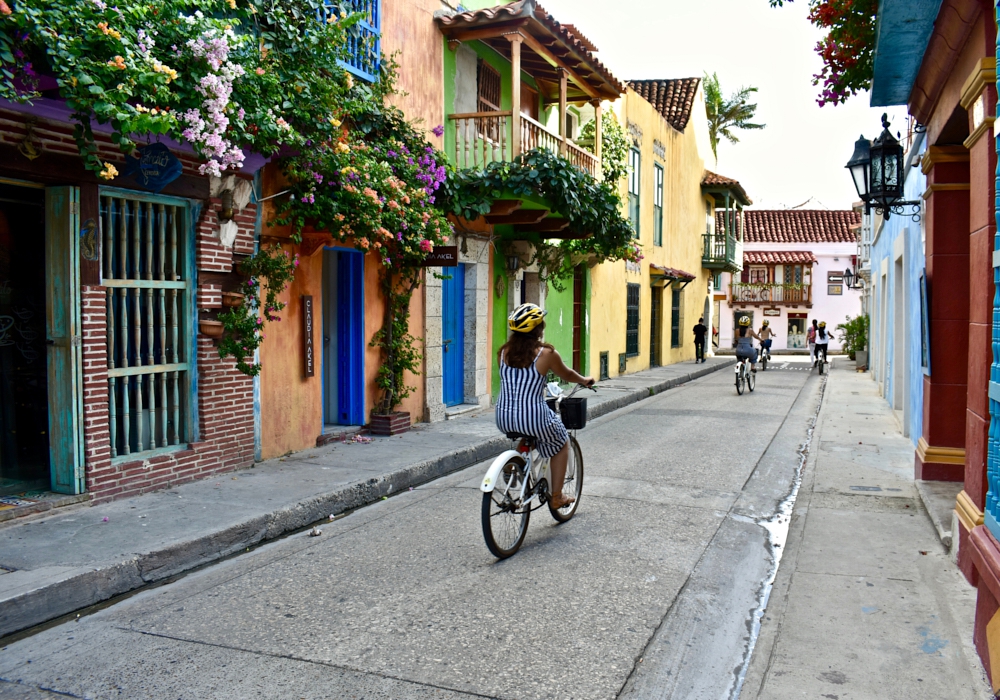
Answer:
xmin=432 ymin=124 xmax=445 ymax=137
xmin=387 ymin=150 xmax=397 ymax=158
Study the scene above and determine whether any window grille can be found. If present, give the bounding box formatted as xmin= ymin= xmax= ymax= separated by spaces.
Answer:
xmin=628 ymin=148 xmax=641 ymax=238
xmin=626 ymin=282 xmax=640 ymax=357
xmin=319 ymin=0 xmax=381 ymax=82
xmin=671 ymin=288 xmax=682 ymax=348
xmin=101 ymin=193 xmax=191 ymax=459
xmin=599 ymin=351 xmax=609 ymax=381
xmin=654 ymin=164 xmax=664 ymax=247
xmin=477 ymin=60 xmax=502 ymax=112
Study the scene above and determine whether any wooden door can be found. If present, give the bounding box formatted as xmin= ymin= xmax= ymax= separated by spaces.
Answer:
xmin=442 ymin=264 xmax=466 ymax=407
xmin=650 ymin=287 xmax=662 ymax=367
xmin=336 ymin=250 xmax=365 ymax=425
xmin=45 ymin=187 xmax=84 ymax=494
xmin=520 ymin=83 xmax=539 ymax=120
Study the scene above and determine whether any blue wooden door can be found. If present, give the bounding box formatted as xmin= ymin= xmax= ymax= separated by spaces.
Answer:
xmin=336 ymin=251 xmax=365 ymax=425
xmin=44 ymin=187 xmax=84 ymax=494
xmin=442 ymin=264 xmax=465 ymax=407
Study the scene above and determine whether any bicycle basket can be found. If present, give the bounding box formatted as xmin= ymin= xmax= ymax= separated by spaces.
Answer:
xmin=546 ymin=397 xmax=588 ymax=430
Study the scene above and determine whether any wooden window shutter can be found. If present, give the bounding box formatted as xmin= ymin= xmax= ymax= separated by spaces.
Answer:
xmin=477 ymin=60 xmax=501 ymax=113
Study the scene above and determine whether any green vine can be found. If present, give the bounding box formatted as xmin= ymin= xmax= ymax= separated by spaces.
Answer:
xmin=437 ymin=148 xmax=641 ymax=287
xmin=216 ymin=245 xmax=299 ymax=376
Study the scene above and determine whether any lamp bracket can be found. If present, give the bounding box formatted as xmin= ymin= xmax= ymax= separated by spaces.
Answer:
xmin=866 ymin=198 xmax=922 ymax=222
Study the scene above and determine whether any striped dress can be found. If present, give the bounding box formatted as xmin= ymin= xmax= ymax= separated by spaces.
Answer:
xmin=496 ymin=349 xmax=569 ymax=458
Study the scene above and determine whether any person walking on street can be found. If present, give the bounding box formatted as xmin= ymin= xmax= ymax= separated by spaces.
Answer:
xmin=807 ymin=319 xmax=818 ymax=365
xmin=693 ymin=317 xmax=708 ymax=363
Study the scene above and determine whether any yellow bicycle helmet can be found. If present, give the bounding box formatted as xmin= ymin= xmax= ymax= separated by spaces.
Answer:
xmin=819 ymin=321 xmax=827 ymax=328
xmin=738 ymin=316 xmax=751 ymax=327
xmin=761 ymin=319 xmax=769 ymax=327
xmin=508 ymin=303 xmax=547 ymax=333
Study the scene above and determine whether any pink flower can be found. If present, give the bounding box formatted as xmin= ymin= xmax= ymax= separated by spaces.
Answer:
xmin=419 ymin=239 xmax=433 ymax=253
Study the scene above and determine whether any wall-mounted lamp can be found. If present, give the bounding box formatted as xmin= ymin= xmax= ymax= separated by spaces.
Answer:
xmin=506 ymin=254 xmax=521 ymax=273
xmin=218 ymin=189 xmax=235 ymax=223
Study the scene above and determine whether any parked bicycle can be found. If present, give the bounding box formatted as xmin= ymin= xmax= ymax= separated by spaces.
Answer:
xmin=735 ymin=353 xmax=756 ymax=395
xmin=480 ymin=383 xmax=594 ymax=559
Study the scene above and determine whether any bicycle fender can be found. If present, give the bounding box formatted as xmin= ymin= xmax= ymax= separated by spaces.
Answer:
xmin=481 ymin=450 xmax=525 ymax=492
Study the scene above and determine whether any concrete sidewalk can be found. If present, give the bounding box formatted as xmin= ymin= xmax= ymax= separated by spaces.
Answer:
xmin=742 ymin=361 xmax=991 ymax=698
xmin=0 ymin=357 xmax=730 ymax=639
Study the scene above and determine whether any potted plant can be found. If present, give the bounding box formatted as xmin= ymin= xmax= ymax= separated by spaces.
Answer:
xmin=836 ymin=314 xmax=869 ymax=364
xmin=199 ymin=319 xmax=224 ymax=339
xmin=221 ymin=291 xmax=244 ymax=308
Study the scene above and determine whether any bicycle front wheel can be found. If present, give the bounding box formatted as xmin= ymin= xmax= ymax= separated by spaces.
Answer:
xmin=482 ymin=457 xmax=531 ymax=559
xmin=736 ymin=364 xmax=745 ymax=395
xmin=550 ymin=436 xmax=584 ymax=523
xmin=761 ymin=351 xmax=768 ymax=371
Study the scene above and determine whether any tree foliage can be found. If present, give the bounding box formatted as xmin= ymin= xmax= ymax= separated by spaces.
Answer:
xmin=769 ymin=0 xmax=878 ymax=106
xmin=578 ymin=110 xmax=630 ymax=187
xmin=703 ymin=72 xmax=765 ymax=160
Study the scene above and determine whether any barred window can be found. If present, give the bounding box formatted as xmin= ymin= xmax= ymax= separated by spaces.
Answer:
xmin=477 ymin=60 xmax=502 ymax=113
xmin=626 ymin=283 xmax=640 ymax=357
xmin=101 ymin=192 xmax=192 ymax=459
xmin=671 ymin=288 xmax=683 ymax=348
xmin=319 ymin=0 xmax=381 ymax=82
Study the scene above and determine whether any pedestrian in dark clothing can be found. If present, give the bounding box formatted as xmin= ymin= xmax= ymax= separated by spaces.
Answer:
xmin=693 ymin=318 xmax=708 ymax=363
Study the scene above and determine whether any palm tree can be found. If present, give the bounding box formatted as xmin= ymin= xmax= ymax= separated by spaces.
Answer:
xmin=703 ymin=72 xmax=766 ymax=161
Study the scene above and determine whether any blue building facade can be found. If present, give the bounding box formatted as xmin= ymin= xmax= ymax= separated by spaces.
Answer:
xmin=867 ymin=132 xmax=927 ymax=446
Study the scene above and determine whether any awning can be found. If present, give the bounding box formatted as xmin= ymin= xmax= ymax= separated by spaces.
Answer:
xmin=743 ymin=250 xmax=817 ymax=266
xmin=650 ymin=264 xmax=697 ymax=288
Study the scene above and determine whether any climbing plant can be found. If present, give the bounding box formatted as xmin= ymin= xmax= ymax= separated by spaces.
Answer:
xmin=579 ymin=111 xmax=630 ymax=187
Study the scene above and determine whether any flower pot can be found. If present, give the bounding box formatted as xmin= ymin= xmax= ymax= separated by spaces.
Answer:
xmin=199 ymin=320 xmax=224 ymax=339
xmin=369 ymin=411 xmax=411 ymax=436
xmin=221 ymin=291 xmax=245 ymax=308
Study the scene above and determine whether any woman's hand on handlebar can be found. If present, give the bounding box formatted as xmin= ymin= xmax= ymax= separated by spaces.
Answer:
xmin=580 ymin=376 xmax=596 ymax=389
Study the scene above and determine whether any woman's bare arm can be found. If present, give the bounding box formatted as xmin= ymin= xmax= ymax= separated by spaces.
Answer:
xmin=537 ymin=348 xmax=594 ymax=386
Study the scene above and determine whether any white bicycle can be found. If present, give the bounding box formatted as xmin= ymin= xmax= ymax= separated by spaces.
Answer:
xmin=480 ymin=383 xmax=594 ymax=559
xmin=735 ymin=353 xmax=756 ymax=395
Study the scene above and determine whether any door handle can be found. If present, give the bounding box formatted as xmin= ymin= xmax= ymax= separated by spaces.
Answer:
xmin=443 ymin=339 xmax=451 ymax=352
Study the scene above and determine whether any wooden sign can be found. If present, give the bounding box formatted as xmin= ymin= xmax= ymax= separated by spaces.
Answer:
xmin=302 ymin=295 xmax=315 ymax=377
xmin=421 ymin=245 xmax=459 ymax=267
xmin=763 ymin=308 xmax=781 ymax=317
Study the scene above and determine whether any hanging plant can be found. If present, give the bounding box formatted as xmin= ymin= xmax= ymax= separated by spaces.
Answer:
xmin=578 ymin=111 xmax=630 ymax=187
xmin=0 ymin=0 xmax=358 ymax=176
xmin=272 ymin=59 xmax=453 ymax=413
xmin=216 ymin=245 xmax=299 ymax=376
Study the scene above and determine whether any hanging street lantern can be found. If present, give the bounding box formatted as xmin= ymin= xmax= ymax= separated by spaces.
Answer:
xmin=844 ymin=113 xmax=922 ymax=221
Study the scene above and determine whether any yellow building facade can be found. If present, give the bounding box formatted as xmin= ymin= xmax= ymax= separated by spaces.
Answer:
xmin=588 ymin=81 xmax=715 ymax=379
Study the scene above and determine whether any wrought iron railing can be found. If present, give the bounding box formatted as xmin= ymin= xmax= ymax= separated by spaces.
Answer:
xmin=730 ymin=283 xmax=812 ymax=305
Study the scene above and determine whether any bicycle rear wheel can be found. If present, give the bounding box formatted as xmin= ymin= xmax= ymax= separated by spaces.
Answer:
xmin=748 ymin=366 xmax=756 ymax=392
xmin=736 ymin=363 xmax=745 ymax=395
xmin=482 ymin=457 xmax=531 ymax=559
xmin=550 ymin=435 xmax=583 ymax=523
xmin=761 ymin=350 xmax=768 ymax=371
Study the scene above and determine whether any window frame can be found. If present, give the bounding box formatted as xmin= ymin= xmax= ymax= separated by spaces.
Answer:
xmin=99 ymin=187 xmax=197 ymax=462
xmin=628 ymin=148 xmax=641 ymax=238
xmin=653 ymin=163 xmax=664 ymax=247
xmin=319 ymin=0 xmax=381 ymax=83
xmin=626 ymin=282 xmax=641 ymax=357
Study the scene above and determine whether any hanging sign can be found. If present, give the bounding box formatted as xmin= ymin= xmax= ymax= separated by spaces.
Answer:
xmin=302 ymin=295 xmax=315 ymax=377
xmin=421 ymin=245 xmax=459 ymax=267
xmin=124 ymin=143 xmax=183 ymax=193
xmin=763 ymin=308 xmax=781 ymax=317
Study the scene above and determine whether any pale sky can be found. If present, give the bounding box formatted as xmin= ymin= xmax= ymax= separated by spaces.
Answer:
xmin=539 ymin=0 xmax=909 ymax=211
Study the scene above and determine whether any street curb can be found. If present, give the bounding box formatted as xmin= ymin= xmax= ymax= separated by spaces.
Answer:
xmin=0 ymin=361 xmax=729 ymax=639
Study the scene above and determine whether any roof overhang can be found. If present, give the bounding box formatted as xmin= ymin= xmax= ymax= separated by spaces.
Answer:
xmin=650 ymin=264 xmax=696 ymax=288
xmin=435 ymin=0 xmax=624 ymax=103
xmin=743 ymin=251 xmax=818 ymax=266
xmin=870 ymin=0 xmax=943 ymax=107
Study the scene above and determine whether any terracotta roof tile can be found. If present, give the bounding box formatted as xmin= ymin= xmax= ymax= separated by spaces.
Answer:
xmin=732 ymin=210 xmax=861 ymax=244
xmin=744 ymin=250 xmax=818 ymax=266
xmin=436 ymin=0 xmax=624 ymax=97
xmin=702 ymin=170 xmax=752 ymax=205
xmin=628 ymin=79 xmax=701 ymax=131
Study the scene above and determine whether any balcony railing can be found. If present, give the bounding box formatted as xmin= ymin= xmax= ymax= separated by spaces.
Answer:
xmin=449 ymin=111 xmax=600 ymax=179
xmin=731 ymin=283 xmax=812 ymax=306
xmin=702 ymin=233 xmax=743 ymax=271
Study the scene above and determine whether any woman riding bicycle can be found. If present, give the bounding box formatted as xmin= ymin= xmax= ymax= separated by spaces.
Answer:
xmin=758 ymin=319 xmax=774 ymax=360
xmin=735 ymin=315 xmax=761 ymax=373
xmin=496 ymin=303 xmax=594 ymax=510
xmin=815 ymin=321 xmax=830 ymax=365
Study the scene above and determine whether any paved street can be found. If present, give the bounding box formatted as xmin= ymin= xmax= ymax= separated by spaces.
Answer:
xmin=0 ymin=361 xmax=988 ymax=699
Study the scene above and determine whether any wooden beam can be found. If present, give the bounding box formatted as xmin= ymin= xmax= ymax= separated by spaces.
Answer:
xmin=514 ymin=218 xmax=570 ymax=233
xmin=486 ymin=199 xmax=523 ymax=216
xmin=509 ymin=34 xmax=523 ymax=158
xmin=442 ymin=20 xmax=529 ymax=44
xmin=517 ymin=31 xmax=601 ymax=100
xmin=593 ymin=99 xmax=603 ymax=180
xmin=485 ymin=209 xmax=550 ymax=225
xmin=558 ymin=68 xmax=568 ymax=156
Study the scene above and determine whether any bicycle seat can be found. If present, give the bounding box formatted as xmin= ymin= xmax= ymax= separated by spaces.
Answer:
xmin=505 ymin=432 xmax=535 ymax=442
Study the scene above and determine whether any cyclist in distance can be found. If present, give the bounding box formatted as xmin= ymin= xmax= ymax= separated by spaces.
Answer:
xmin=735 ymin=315 xmax=762 ymax=373
xmin=496 ymin=303 xmax=595 ymax=510
xmin=758 ymin=319 xmax=774 ymax=361
xmin=815 ymin=320 xmax=830 ymax=365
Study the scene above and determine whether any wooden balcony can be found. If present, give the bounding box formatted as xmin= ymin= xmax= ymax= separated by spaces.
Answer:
xmin=730 ymin=283 xmax=812 ymax=307
xmin=702 ymin=233 xmax=743 ymax=272
xmin=450 ymin=111 xmax=600 ymax=179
